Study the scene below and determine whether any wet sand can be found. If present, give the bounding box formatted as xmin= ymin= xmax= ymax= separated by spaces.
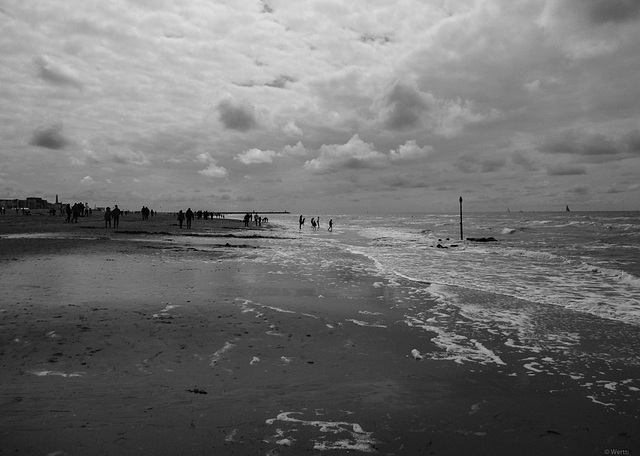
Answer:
xmin=0 ymin=212 xmax=637 ymax=455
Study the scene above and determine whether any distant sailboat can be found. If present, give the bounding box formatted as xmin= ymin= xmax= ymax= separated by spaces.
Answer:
xmin=566 ymin=205 xmax=570 ymax=212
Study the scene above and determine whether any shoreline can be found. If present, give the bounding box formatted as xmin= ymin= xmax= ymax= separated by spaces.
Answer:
xmin=1 ymin=214 xmax=638 ymax=454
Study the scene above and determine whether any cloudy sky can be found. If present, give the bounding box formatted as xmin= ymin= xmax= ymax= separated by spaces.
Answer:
xmin=1 ymin=0 xmax=639 ymax=213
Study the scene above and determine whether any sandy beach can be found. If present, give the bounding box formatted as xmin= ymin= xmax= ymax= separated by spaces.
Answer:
xmin=0 ymin=211 xmax=637 ymax=455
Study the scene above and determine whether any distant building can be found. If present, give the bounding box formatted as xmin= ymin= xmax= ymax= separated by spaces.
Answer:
xmin=0 ymin=196 xmax=58 ymax=210
xmin=26 ymin=197 xmax=48 ymax=209
xmin=0 ymin=198 xmax=21 ymax=209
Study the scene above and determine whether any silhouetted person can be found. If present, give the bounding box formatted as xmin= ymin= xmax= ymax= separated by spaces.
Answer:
xmin=112 ymin=205 xmax=121 ymax=228
xmin=328 ymin=219 xmax=333 ymax=231
xmin=177 ymin=210 xmax=185 ymax=228
xmin=299 ymin=215 xmax=305 ymax=229
xmin=104 ymin=207 xmax=112 ymax=228
xmin=186 ymin=208 xmax=194 ymax=228
xmin=65 ymin=204 xmax=71 ymax=223
xmin=72 ymin=203 xmax=80 ymax=223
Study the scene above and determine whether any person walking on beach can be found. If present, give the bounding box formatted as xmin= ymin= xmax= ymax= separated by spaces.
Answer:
xmin=299 ymin=215 xmax=305 ymax=229
xmin=328 ymin=219 xmax=333 ymax=232
xmin=112 ymin=205 xmax=121 ymax=228
xmin=177 ymin=210 xmax=185 ymax=228
xmin=186 ymin=208 xmax=194 ymax=229
xmin=71 ymin=203 xmax=80 ymax=223
xmin=104 ymin=207 xmax=112 ymax=228
xmin=311 ymin=217 xmax=316 ymax=231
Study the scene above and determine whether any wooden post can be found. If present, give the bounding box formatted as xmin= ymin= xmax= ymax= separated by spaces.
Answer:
xmin=459 ymin=196 xmax=463 ymax=240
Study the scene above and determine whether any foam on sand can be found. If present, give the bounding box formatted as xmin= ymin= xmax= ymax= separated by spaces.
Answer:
xmin=30 ymin=370 xmax=85 ymax=378
xmin=266 ymin=411 xmax=379 ymax=453
xmin=210 ymin=341 xmax=235 ymax=367
xmin=346 ymin=319 xmax=387 ymax=328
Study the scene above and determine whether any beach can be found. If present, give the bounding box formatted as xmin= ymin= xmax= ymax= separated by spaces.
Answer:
xmin=1 ymin=211 xmax=638 ymax=455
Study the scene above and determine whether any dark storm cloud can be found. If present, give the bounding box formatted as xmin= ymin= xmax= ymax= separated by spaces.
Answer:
xmin=260 ymin=1 xmax=274 ymax=14
xmin=511 ymin=152 xmax=539 ymax=171
xmin=540 ymin=129 xmax=640 ymax=164
xmin=547 ymin=163 xmax=587 ymax=176
xmin=623 ymin=129 xmax=640 ymax=153
xmin=587 ymin=0 xmax=640 ymax=24
xmin=29 ymin=124 xmax=70 ymax=150
xmin=380 ymin=82 xmax=433 ymax=131
xmin=480 ymin=156 xmax=507 ymax=172
xmin=540 ymin=130 xmax=620 ymax=156
xmin=454 ymin=154 xmax=506 ymax=173
xmin=217 ymin=99 xmax=258 ymax=131
xmin=360 ymin=33 xmax=392 ymax=45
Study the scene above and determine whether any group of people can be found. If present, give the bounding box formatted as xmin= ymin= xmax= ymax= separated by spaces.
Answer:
xmin=63 ymin=202 xmax=91 ymax=223
xmin=140 ymin=206 xmax=154 ymax=220
xmin=194 ymin=210 xmax=225 ymax=220
xmin=103 ymin=205 xmax=122 ymax=228
xmin=243 ymin=212 xmax=267 ymax=227
xmin=176 ymin=208 xmax=194 ymax=229
xmin=299 ymin=215 xmax=333 ymax=231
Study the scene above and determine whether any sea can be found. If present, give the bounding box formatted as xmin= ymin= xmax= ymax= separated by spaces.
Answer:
xmin=252 ymin=211 xmax=640 ymax=412
xmin=263 ymin=211 xmax=640 ymax=326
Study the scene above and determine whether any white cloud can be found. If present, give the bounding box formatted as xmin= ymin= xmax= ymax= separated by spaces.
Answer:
xmin=304 ymin=135 xmax=387 ymax=173
xmin=234 ymin=148 xmax=279 ymax=165
xmin=197 ymin=153 xmax=228 ymax=178
xmin=33 ymin=55 xmax=84 ymax=90
xmin=199 ymin=163 xmax=228 ymax=178
xmin=111 ymin=148 xmax=149 ymax=166
xmin=436 ymin=98 xmax=501 ymax=138
xmin=196 ymin=153 xmax=214 ymax=164
xmin=389 ymin=140 xmax=433 ymax=161
xmin=281 ymin=142 xmax=308 ymax=157
xmin=524 ymin=80 xmax=541 ymax=93
xmin=283 ymin=120 xmax=303 ymax=137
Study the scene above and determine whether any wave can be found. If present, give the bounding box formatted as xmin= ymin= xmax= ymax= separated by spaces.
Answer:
xmin=501 ymin=248 xmax=570 ymax=263
xmin=578 ymin=263 xmax=640 ymax=288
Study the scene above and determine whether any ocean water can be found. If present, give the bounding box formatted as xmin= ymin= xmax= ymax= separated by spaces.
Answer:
xmin=265 ymin=211 xmax=640 ymax=327
xmin=254 ymin=211 xmax=640 ymax=411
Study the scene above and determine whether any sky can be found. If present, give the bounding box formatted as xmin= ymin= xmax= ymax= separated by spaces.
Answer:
xmin=1 ymin=0 xmax=640 ymax=213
